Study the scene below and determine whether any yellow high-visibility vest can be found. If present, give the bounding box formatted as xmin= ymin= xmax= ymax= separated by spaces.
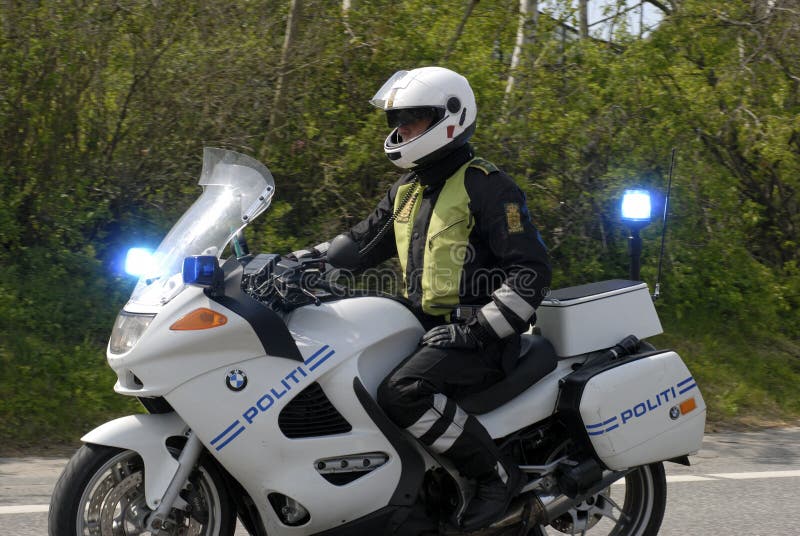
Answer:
xmin=394 ymin=158 xmax=496 ymax=316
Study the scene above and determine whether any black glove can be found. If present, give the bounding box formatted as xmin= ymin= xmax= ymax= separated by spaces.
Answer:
xmin=421 ymin=322 xmax=481 ymax=350
xmin=286 ymin=246 xmax=322 ymax=262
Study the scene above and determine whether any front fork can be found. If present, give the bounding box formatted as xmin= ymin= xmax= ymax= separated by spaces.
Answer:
xmin=146 ymin=431 xmax=204 ymax=532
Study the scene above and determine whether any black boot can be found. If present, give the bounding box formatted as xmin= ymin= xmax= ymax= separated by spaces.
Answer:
xmin=458 ymin=460 xmax=525 ymax=532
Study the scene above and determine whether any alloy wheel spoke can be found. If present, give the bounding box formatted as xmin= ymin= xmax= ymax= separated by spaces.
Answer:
xmin=599 ymin=492 xmax=630 ymax=523
xmin=565 ymin=509 xmax=591 ymax=535
xmin=590 ymin=494 xmax=620 ymax=524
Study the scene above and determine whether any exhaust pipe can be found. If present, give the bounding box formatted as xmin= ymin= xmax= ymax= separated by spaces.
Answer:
xmin=458 ymin=470 xmax=628 ymax=535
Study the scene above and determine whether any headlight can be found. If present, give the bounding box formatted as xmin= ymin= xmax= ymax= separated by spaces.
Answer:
xmin=109 ymin=311 xmax=156 ymax=354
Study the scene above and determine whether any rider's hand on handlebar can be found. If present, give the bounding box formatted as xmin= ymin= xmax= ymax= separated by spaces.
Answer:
xmin=285 ymin=247 xmax=322 ymax=262
xmin=286 ymin=241 xmax=330 ymax=262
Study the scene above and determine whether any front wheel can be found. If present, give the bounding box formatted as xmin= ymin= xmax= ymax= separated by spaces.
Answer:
xmin=48 ymin=443 xmax=236 ymax=535
xmin=530 ymin=462 xmax=667 ymax=536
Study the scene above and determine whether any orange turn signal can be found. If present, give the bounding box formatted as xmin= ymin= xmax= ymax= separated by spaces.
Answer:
xmin=170 ymin=308 xmax=227 ymax=331
xmin=679 ymin=397 xmax=697 ymax=415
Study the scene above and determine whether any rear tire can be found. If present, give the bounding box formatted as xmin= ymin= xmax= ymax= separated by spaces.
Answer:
xmin=48 ymin=443 xmax=236 ymax=535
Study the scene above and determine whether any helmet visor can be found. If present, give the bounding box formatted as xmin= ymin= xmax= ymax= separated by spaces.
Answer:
xmin=386 ymin=107 xmax=444 ymax=128
xmin=369 ymin=70 xmax=409 ymax=108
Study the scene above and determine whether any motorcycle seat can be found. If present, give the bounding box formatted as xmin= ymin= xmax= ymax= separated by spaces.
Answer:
xmin=456 ymin=334 xmax=558 ymax=415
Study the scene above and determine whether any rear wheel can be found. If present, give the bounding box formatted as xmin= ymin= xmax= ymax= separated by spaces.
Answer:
xmin=48 ymin=443 xmax=236 ymax=535
xmin=530 ymin=463 xmax=667 ymax=536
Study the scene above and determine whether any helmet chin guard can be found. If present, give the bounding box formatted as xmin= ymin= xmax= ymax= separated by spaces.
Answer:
xmin=370 ymin=67 xmax=477 ymax=169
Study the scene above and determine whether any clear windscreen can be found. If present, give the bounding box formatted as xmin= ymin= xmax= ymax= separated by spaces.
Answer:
xmin=128 ymin=148 xmax=274 ymax=308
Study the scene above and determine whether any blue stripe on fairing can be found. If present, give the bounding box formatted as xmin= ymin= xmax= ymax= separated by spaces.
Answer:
xmin=587 ymin=416 xmax=618 ymax=430
xmin=305 ymin=345 xmax=330 ymax=365
xmin=677 ymin=376 xmax=694 ymax=387
xmin=679 ymin=383 xmax=697 ymax=395
xmin=211 ymin=420 xmax=241 ymax=445
xmin=214 ymin=426 xmax=245 ymax=451
xmin=309 ymin=350 xmax=336 ymax=371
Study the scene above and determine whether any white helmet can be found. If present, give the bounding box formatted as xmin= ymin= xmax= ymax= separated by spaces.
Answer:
xmin=370 ymin=67 xmax=477 ymax=169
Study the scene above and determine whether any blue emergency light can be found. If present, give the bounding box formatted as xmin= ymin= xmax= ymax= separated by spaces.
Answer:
xmin=182 ymin=256 xmax=222 ymax=288
xmin=621 ymin=189 xmax=652 ymax=223
xmin=124 ymin=248 xmax=155 ymax=277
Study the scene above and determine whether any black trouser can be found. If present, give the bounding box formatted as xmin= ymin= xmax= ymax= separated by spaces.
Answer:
xmin=377 ymin=342 xmax=506 ymax=480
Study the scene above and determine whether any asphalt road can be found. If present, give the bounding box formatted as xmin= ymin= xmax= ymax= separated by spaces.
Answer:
xmin=2 ymin=427 xmax=799 ymax=535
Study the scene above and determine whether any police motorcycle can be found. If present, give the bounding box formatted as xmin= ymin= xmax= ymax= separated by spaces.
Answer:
xmin=49 ymin=148 xmax=706 ymax=536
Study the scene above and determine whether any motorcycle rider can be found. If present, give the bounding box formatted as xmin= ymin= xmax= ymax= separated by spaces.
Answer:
xmin=294 ymin=67 xmax=551 ymax=531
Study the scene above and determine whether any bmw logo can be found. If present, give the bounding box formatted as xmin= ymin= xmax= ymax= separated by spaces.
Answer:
xmin=669 ymin=406 xmax=681 ymax=420
xmin=226 ymin=369 xmax=248 ymax=392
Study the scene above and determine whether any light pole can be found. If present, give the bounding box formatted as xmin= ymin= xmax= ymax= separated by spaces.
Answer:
xmin=621 ymin=189 xmax=652 ymax=281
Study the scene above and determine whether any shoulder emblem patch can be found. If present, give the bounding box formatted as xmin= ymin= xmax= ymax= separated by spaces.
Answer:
xmin=468 ymin=157 xmax=499 ymax=175
xmin=505 ymin=203 xmax=525 ymax=234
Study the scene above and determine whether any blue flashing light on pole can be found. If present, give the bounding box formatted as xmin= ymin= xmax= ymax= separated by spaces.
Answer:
xmin=621 ymin=189 xmax=652 ymax=282
xmin=621 ymin=189 xmax=652 ymax=223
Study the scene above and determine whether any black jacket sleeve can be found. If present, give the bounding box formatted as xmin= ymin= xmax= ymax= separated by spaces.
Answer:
xmin=342 ymin=175 xmax=411 ymax=270
xmin=466 ymin=168 xmax=552 ymax=340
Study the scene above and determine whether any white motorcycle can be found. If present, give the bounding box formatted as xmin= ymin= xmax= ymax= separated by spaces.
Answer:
xmin=49 ymin=148 xmax=706 ymax=536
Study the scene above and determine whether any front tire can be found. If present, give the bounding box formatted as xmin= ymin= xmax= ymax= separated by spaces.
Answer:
xmin=48 ymin=443 xmax=236 ymax=535
xmin=530 ymin=462 xmax=667 ymax=536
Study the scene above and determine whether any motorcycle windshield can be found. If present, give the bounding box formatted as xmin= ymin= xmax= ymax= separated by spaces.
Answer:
xmin=128 ymin=148 xmax=275 ymax=308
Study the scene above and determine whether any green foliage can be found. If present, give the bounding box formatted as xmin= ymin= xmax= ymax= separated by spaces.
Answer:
xmin=0 ymin=248 xmax=138 ymax=445
xmin=654 ymin=316 xmax=800 ymax=427
xmin=1 ymin=0 xmax=799 ymax=449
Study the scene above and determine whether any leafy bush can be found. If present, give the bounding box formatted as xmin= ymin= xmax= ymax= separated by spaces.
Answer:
xmin=0 ymin=248 xmax=138 ymax=446
xmin=1 ymin=0 xmax=799 ymax=449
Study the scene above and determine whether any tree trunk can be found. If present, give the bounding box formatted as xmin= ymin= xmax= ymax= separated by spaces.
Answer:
xmin=579 ymin=0 xmax=589 ymax=39
xmin=639 ymin=1 xmax=644 ymax=39
xmin=504 ymin=0 xmax=538 ymax=99
xmin=443 ymin=0 xmax=480 ymax=62
xmin=267 ymin=0 xmax=301 ymax=145
xmin=645 ymin=0 xmax=674 ymax=15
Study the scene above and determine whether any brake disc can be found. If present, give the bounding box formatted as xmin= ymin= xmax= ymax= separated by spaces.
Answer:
xmin=99 ymin=471 xmax=146 ymax=535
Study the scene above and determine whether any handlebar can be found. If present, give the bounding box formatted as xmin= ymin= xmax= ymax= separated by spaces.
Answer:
xmin=241 ymin=253 xmax=344 ymax=311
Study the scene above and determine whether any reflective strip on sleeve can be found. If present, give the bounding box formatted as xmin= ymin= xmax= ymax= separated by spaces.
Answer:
xmin=406 ymin=408 xmax=439 ymax=438
xmin=406 ymin=393 xmax=448 ymax=438
xmin=430 ymin=404 xmax=469 ymax=454
xmin=480 ymin=301 xmax=516 ymax=338
xmin=313 ymin=241 xmax=330 ymax=254
xmin=495 ymin=461 xmax=509 ymax=484
xmin=493 ymin=284 xmax=535 ymax=322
